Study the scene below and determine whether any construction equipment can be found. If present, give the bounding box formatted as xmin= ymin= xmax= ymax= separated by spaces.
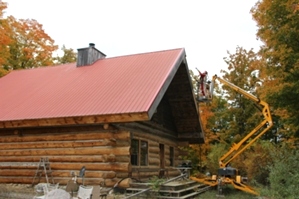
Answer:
xmin=190 ymin=75 xmax=273 ymax=195
xmin=32 ymin=157 xmax=55 ymax=187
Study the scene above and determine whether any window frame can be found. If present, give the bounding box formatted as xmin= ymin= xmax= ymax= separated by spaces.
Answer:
xmin=131 ymin=139 xmax=148 ymax=166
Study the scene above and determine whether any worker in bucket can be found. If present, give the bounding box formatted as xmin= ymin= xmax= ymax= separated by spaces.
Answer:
xmin=196 ymin=68 xmax=208 ymax=98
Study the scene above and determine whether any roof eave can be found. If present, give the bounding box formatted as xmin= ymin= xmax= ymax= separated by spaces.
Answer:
xmin=0 ymin=112 xmax=150 ymax=129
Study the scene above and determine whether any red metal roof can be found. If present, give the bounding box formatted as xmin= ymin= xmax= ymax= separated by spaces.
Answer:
xmin=0 ymin=48 xmax=185 ymax=121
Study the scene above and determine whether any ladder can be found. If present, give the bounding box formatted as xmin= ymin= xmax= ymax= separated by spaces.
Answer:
xmin=32 ymin=157 xmax=54 ymax=187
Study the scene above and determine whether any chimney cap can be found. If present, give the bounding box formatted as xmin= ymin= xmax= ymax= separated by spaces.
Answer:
xmin=89 ymin=43 xmax=95 ymax=48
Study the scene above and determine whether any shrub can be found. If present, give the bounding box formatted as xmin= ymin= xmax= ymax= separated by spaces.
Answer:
xmin=260 ymin=144 xmax=299 ymax=198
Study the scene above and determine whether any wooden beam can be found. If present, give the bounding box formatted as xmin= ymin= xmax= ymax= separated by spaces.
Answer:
xmin=0 ymin=112 xmax=149 ymax=129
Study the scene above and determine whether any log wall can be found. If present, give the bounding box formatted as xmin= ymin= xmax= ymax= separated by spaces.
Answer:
xmin=0 ymin=122 xmax=190 ymax=186
xmin=0 ymin=125 xmax=131 ymax=187
xmin=131 ymin=131 xmax=182 ymax=180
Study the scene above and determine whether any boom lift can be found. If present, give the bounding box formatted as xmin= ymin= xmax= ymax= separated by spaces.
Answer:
xmin=191 ymin=75 xmax=273 ymax=195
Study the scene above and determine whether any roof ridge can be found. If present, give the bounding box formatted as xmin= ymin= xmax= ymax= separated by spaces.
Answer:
xmin=106 ymin=48 xmax=184 ymax=60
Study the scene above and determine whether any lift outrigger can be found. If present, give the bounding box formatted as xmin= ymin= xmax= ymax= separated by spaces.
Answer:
xmin=191 ymin=75 xmax=273 ymax=195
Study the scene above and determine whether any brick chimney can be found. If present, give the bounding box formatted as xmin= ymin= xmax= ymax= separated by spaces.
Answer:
xmin=76 ymin=43 xmax=106 ymax=67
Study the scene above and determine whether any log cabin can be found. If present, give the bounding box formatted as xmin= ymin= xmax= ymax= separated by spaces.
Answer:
xmin=0 ymin=43 xmax=205 ymax=187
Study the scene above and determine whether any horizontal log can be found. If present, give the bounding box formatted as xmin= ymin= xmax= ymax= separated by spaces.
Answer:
xmin=132 ymin=131 xmax=177 ymax=147
xmin=53 ymin=163 xmax=130 ymax=172
xmin=0 ymin=139 xmax=116 ymax=150
xmin=0 ymin=131 xmax=130 ymax=143
xmin=115 ymin=155 xmax=130 ymax=163
xmin=0 ymin=169 xmax=116 ymax=179
xmin=0 ymin=146 xmax=130 ymax=156
xmin=0 ymin=162 xmax=130 ymax=172
xmin=0 ymin=169 xmax=35 ymax=176
xmin=0 ymin=155 xmax=116 ymax=163
xmin=148 ymin=157 xmax=160 ymax=166
xmin=148 ymin=146 xmax=160 ymax=154
xmin=116 ymin=172 xmax=131 ymax=179
xmin=52 ymin=170 xmax=116 ymax=179
xmin=148 ymin=153 xmax=159 ymax=159
xmin=115 ymin=140 xmax=130 ymax=147
xmin=0 ymin=177 xmax=37 ymax=184
xmin=135 ymin=171 xmax=160 ymax=178
xmin=0 ymin=125 xmax=117 ymax=135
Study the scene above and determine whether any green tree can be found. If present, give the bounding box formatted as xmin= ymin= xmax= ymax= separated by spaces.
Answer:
xmin=260 ymin=144 xmax=299 ymax=198
xmin=251 ymin=0 xmax=299 ymax=139
xmin=244 ymin=140 xmax=275 ymax=186
xmin=220 ymin=47 xmax=261 ymax=145
xmin=54 ymin=45 xmax=77 ymax=64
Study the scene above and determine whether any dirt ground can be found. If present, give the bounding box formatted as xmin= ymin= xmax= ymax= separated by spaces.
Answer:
xmin=0 ymin=184 xmax=36 ymax=199
xmin=0 ymin=183 xmax=126 ymax=199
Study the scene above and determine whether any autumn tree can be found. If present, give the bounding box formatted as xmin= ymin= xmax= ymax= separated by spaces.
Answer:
xmin=203 ymin=47 xmax=278 ymax=177
xmin=197 ymin=96 xmax=227 ymax=174
xmin=0 ymin=1 xmax=10 ymax=76
xmin=0 ymin=1 xmax=58 ymax=73
xmin=251 ymin=0 xmax=299 ymax=140
xmin=3 ymin=16 xmax=58 ymax=70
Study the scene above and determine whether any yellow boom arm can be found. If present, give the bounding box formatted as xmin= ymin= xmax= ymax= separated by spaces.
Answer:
xmin=212 ymin=75 xmax=273 ymax=168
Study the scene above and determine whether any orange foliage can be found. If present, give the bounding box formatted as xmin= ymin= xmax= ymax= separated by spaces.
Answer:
xmin=191 ymin=102 xmax=220 ymax=166
xmin=0 ymin=1 xmax=58 ymax=71
xmin=0 ymin=1 xmax=11 ymax=67
xmin=5 ymin=16 xmax=58 ymax=69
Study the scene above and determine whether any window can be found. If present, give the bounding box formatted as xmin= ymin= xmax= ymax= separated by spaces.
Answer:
xmin=140 ymin=141 xmax=148 ymax=166
xmin=130 ymin=139 xmax=148 ymax=166
xmin=131 ymin=139 xmax=139 ymax=166
xmin=169 ymin=146 xmax=174 ymax=166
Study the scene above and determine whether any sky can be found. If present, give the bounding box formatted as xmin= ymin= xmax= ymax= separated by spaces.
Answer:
xmin=4 ymin=0 xmax=262 ymax=79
